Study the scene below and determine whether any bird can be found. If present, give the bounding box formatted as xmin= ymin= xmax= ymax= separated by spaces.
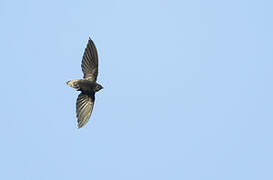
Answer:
xmin=67 ymin=37 xmax=103 ymax=128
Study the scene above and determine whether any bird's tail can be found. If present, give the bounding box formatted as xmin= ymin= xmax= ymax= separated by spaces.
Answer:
xmin=66 ymin=79 xmax=81 ymax=89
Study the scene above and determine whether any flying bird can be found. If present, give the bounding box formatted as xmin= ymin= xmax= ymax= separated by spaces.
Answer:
xmin=67 ymin=38 xmax=103 ymax=128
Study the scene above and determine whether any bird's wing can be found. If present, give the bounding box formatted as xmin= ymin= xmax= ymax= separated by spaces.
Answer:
xmin=81 ymin=38 xmax=98 ymax=82
xmin=76 ymin=92 xmax=95 ymax=128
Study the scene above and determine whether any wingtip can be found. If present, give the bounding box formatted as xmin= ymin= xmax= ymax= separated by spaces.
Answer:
xmin=77 ymin=123 xmax=84 ymax=129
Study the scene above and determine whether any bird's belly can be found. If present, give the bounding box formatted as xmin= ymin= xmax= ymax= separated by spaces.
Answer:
xmin=78 ymin=80 xmax=96 ymax=92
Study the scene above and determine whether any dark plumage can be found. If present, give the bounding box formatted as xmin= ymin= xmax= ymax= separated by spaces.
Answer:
xmin=67 ymin=38 xmax=103 ymax=128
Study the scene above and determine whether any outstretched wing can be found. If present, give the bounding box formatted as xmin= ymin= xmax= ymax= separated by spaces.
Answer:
xmin=76 ymin=92 xmax=95 ymax=128
xmin=81 ymin=37 xmax=98 ymax=82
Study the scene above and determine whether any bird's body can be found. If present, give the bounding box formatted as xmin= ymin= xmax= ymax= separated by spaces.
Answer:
xmin=67 ymin=38 xmax=103 ymax=128
xmin=67 ymin=79 xmax=103 ymax=93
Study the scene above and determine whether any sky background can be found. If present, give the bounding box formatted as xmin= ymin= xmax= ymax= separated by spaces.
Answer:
xmin=0 ymin=0 xmax=273 ymax=179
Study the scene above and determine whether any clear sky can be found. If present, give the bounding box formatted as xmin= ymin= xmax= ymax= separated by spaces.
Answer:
xmin=0 ymin=0 xmax=272 ymax=179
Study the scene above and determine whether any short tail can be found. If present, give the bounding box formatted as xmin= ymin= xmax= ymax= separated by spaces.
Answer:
xmin=66 ymin=79 xmax=81 ymax=89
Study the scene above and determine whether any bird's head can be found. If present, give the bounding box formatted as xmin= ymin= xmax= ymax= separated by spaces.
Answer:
xmin=95 ymin=84 xmax=103 ymax=92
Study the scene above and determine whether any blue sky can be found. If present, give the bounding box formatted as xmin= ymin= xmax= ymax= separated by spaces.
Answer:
xmin=0 ymin=0 xmax=273 ymax=179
